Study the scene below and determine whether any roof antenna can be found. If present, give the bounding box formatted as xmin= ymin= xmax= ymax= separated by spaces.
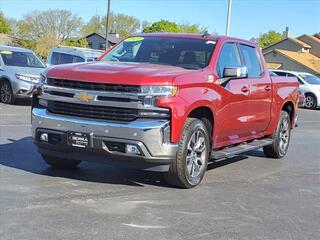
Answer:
xmin=202 ymin=31 xmax=210 ymax=38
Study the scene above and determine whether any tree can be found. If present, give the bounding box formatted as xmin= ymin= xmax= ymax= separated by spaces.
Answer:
xmin=143 ymin=20 xmax=180 ymax=33
xmin=255 ymin=31 xmax=283 ymax=48
xmin=16 ymin=9 xmax=83 ymax=41
xmin=0 ymin=11 xmax=10 ymax=33
xmin=82 ymin=12 xmax=140 ymax=37
xmin=178 ymin=22 xmax=207 ymax=34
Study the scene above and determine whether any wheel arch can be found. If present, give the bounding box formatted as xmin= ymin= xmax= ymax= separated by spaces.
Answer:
xmin=187 ymin=106 xmax=215 ymax=142
xmin=281 ymin=101 xmax=295 ymax=126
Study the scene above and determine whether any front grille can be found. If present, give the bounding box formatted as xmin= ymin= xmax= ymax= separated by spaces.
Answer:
xmin=47 ymin=78 xmax=141 ymax=93
xmin=47 ymin=101 xmax=138 ymax=121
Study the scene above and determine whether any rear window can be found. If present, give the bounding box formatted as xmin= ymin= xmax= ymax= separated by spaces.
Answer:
xmin=50 ymin=52 xmax=85 ymax=65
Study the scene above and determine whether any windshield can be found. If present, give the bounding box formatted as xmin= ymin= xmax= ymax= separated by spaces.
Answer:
xmin=0 ymin=50 xmax=45 ymax=68
xmin=100 ymin=36 xmax=216 ymax=70
xmin=298 ymin=73 xmax=320 ymax=85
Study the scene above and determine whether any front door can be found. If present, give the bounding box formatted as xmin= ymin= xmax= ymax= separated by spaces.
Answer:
xmin=214 ymin=42 xmax=252 ymax=147
xmin=238 ymin=44 xmax=272 ymax=134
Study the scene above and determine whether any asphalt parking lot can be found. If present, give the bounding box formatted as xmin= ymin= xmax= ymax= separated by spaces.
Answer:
xmin=0 ymin=102 xmax=319 ymax=240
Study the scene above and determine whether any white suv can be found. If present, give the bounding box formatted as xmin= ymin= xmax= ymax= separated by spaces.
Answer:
xmin=271 ymin=70 xmax=320 ymax=109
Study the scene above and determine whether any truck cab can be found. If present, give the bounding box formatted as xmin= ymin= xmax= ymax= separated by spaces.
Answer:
xmin=32 ymin=33 xmax=299 ymax=188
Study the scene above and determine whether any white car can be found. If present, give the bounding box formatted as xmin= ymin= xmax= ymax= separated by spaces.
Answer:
xmin=270 ymin=70 xmax=320 ymax=109
xmin=47 ymin=46 xmax=104 ymax=66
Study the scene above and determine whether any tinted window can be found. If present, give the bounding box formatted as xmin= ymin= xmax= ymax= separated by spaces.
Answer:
xmin=217 ymin=43 xmax=241 ymax=77
xmin=239 ymin=44 xmax=262 ymax=77
xmin=59 ymin=53 xmax=74 ymax=64
xmin=73 ymin=55 xmax=85 ymax=63
xmin=273 ymin=71 xmax=287 ymax=77
xmin=50 ymin=52 xmax=60 ymax=65
xmin=101 ymin=37 xmax=215 ymax=70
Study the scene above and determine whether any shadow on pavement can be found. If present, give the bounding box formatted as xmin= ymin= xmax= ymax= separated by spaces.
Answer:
xmin=0 ymin=137 xmax=263 ymax=188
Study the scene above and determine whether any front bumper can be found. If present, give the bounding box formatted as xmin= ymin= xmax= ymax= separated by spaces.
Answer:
xmin=11 ymin=79 xmax=36 ymax=97
xmin=31 ymin=108 xmax=178 ymax=172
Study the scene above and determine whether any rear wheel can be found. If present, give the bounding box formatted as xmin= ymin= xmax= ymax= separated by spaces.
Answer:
xmin=164 ymin=118 xmax=210 ymax=188
xmin=0 ymin=81 xmax=15 ymax=104
xmin=263 ymin=111 xmax=291 ymax=158
xmin=42 ymin=154 xmax=81 ymax=169
xmin=305 ymin=93 xmax=317 ymax=109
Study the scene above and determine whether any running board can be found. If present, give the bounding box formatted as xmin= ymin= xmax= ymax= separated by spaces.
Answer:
xmin=211 ymin=138 xmax=274 ymax=160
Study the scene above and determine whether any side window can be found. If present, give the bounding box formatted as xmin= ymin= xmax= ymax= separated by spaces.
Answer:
xmin=273 ymin=71 xmax=287 ymax=77
xmin=239 ymin=44 xmax=263 ymax=77
xmin=287 ymin=73 xmax=304 ymax=84
xmin=59 ymin=53 xmax=74 ymax=64
xmin=50 ymin=52 xmax=60 ymax=65
xmin=73 ymin=56 xmax=85 ymax=63
xmin=217 ymin=43 xmax=241 ymax=78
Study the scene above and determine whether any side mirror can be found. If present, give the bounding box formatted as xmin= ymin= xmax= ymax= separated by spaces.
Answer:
xmin=219 ymin=66 xmax=248 ymax=85
xmin=223 ymin=66 xmax=248 ymax=78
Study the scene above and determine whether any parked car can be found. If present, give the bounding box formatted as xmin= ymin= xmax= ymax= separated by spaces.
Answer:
xmin=0 ymin=45 xmax=46 ymax=104
xmin=270 ymin=70 xmax=320 ymax=109
xmin=47 ymin=46 xmax=104 ymax=66
xmin=32 ymin=33 xmax=299 ymax=188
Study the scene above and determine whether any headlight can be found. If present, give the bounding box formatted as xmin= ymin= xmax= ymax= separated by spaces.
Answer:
xmin=140 ymin=86 xmax=178 ymax=97
xmin=15 ymin=74 xmax=40 ymax=83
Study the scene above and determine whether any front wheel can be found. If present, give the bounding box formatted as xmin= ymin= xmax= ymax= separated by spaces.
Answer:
xmin=263 ymin=111 xmax=291 ymax=158
xmin=42 ymin=154 xmax=81 ymax=169
xmin=164 ymin=118 xmax=210 ymax=188
xmin=0 ymin=81 xmax=15 ymax=104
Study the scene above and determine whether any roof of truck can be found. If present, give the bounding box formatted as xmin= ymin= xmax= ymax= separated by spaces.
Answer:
xmin=130 ymin=33 xmax=257 ymax=47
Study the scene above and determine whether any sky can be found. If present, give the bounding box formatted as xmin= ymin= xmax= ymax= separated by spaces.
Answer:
xmin=0 ymin=0 xmax=319 ymax=40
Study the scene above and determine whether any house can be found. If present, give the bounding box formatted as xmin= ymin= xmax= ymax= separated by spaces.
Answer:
xmin=263 ymin=33 xmax=320 ymax=77
xmin=85 ymin=32 xmax=122 ymax=50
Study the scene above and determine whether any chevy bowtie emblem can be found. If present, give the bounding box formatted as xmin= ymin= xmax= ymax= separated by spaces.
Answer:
xmin=74 ymin=93 xmax=94 ymax=102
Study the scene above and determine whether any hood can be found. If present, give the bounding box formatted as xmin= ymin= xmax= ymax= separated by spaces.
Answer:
xmin=46 ymin=61 xmax=198 ymax=86
xmin=6 ymin=66 xmax=45 ymax=77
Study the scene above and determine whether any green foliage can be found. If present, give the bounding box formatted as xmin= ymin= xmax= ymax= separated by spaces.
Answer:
xmin=16 ymin=9 xmax=83 ymax=41
xmin=256 ymin=31 xmax=283 ymax=48
xmin=0 ymin=11 xmax=10 ymax=34
xmin=143 ymin=20 xmax=180 ymax=33
xmin=178 ymin=22 xmax=207 ymax=34
xmin=82 ymin=12 xmax=140 ymax=37
xmin=62 ymin=38 xmax=89 ymax=48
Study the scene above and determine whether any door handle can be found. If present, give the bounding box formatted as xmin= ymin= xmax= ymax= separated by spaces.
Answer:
xmin=265 ymin=85 xmax=271 ymax=91
xmin=241 ymin=86 xmax=249 ymax=93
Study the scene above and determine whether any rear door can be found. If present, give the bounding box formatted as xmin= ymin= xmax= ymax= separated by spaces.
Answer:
xmin=238 ymin=44 xmax=272 ymax=134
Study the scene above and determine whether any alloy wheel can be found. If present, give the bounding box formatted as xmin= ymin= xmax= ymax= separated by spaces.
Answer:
xmin=278 ymin=117 xmax=290 ymax=156
xmin=186 ymin=130 xmax=207 ymax=179
xmin=305 ymin=95 xmax=315 ymax=109
xmin=0 ymin=82 xmax=12 ymax=103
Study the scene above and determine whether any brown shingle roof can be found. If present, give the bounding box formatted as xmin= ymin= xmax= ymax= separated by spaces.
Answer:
xmin=291 ymin=38 xmax=311 ymax=48
xmin=276 ymin=49 xmax=320 ymax=74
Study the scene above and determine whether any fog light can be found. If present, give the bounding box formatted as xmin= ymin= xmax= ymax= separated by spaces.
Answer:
xmin=40 ymin=133 xmax=48 ymax=142
xmin=125 ymin=144 xmax=141 ymax=155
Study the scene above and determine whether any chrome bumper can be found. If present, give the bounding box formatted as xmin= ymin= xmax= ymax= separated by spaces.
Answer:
xmin=31 ymin=108 xmax=178 ymax=171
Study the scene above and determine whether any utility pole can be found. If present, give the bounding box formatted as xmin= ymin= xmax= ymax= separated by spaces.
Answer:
xmin=105 ymin=0 xmax=111 ymax=50
xmin=225 ymin=0 xmax=232 ymax=36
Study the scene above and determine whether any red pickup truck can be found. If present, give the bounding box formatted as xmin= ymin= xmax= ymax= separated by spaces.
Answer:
xmin=32 ymin=33 xmax=299 ymax=188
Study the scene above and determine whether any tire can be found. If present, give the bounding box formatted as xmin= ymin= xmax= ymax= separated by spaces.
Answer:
xmin=304 ymin=93 xmax=317 ymax=109
xmin=263 ymin=111 xmax=291 ymax=158
xmin=42 ymin=154 xmax=81 ymax=169
xmin=0 ymin=80 xmax=15 ymax=104
xmin=165 ymin=118 xmax=210 ymax=188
